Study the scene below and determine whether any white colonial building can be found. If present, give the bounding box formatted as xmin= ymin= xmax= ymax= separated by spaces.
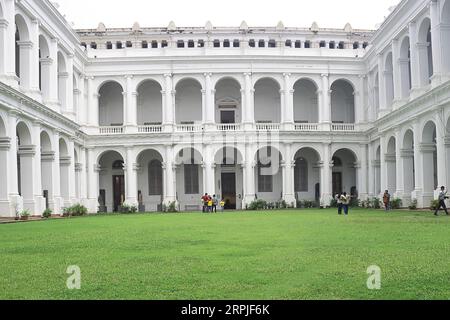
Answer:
xmin=0 ymin=0 xmax=449 ymax=216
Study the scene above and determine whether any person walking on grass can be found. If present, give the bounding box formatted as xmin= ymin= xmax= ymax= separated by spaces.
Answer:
xmin=335 ymin=193 xmax=343 ymax=215
xmin=207 ymin=196 xmax=213 ymax=213
xmin=383 ymin=190 xmax=391 ymax=212
xmin=201 ymin=193 xmax=209 ymax=213
xmin=220 ymin=199 xmax=225 ymax=212
xmin=212 ymin=195 xmax=218 ymax=213
xmin=340 ymin=192 xmax=350 ymax=216
xmin=435 ymin=186 xmax=449 ymax=216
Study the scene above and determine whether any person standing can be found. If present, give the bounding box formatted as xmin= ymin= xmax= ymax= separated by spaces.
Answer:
xmin=201 ymin=193 xmax=209 ymax=213
xmin=220 ymin=199 xmax=225 ymax=212
xmin=341 ymin=192 xmax=350 ymax=216
xmin=435 ymin=186 xmax=449 ymax=216
xmin=212 ymin=195 xmax=218 ymax=213
xmin=207 ymin=196 xmax=213 ymax=213
xmin=383 ymin=190 xmax=391 ymax=212
xmin=335 ymin=194 xmax=343 ymax=215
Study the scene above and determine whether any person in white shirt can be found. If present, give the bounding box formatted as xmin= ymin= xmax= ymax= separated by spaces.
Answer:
xmin=435 ymin=186 xmax=449 ymax=216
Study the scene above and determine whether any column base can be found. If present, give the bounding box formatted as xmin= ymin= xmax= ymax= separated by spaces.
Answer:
xmin=125 ymin=125 xmax=138 ymax=134
xmin=83 ymin=198 xmax=99 ymax=214
xmin=320 ymin=193 xmax=333 ymax=208
xmin=282 ymin=194 xmax=296 ymax=207
xmin=50 ymin=197 xmax=64 ymax=215
xmin=243 ymin=194 xmax=256 ymax=209
xmin=281 ymin=123 xmax=294 ymax=131
xmin=163 ymin=123 xmax=174 ymax=133
xmin=243 ymin=122 xmax=255 ymax=131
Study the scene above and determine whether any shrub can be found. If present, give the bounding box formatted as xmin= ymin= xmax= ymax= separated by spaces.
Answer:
xmin=371 ymin=197 xmax=381 ymax=209
xmin=121 ymin=203 xmax=138 ymax=214
xmin=63 ymin=204 xmax=88 ymax=217
xmin=430 ymin=200 xmax=440 ymax=211
xmin=43 ymin=209 xmax=52 ymax=219
xmin=390 ymin=198 xmax=403 ymax=210
xmin=349 ymin=197 xmax=360 ymax=208
xmin=329 ymin=199 xmax=338 ymax=208
xmin=408 ymin=199 xmax=418 ymax=210
xmin=20 ymin=209 xmax=31 ymax=218
xmin=247 ymin=200 xmax=267 ymax=211
xmin=167 ymin=201 xmax=178 ymax=213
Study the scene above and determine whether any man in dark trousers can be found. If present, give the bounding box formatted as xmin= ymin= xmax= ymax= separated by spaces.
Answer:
xmin=435 ymin=186 xmax=449 ymax=216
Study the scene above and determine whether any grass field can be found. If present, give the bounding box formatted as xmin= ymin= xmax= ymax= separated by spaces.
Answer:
xmin=0 ymin=209 xmax=449 ymax=300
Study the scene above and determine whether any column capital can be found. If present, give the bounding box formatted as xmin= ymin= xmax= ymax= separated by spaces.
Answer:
xmin=320 ymin=73 xmax=329 ymax=78
xmin=124 ymin=75 xmax=134 ymax=80
xmin=204 ymin=72 xmax=213 ymax=78
xmin=243 ymin=72 xmax=252 ymax=77
xmin=164 ymin=73 xmax=173 ymax=78
xmin=0 ymin=19 xmax=9 ymax=29
xmin=283 ymin=73 xmax=291 ymax=78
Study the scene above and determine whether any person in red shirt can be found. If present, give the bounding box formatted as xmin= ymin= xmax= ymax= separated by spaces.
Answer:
xmin=201 ymin=193 xmax=209 ymax=212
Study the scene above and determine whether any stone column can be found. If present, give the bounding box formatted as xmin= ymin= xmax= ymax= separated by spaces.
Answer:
xmin=163 ymin=74 xmax=174 ymax=132
xmin=283 ymin=73 xmax=294 ymax=130
xmin=125 ymin=147 xmax=138 ymax=205
xmin=379 ymin=135 xmax=388 ymax=195
xmin=29 ymin=19 xmax=41 ymax=100
xmin=86 ymin=148 xmax=99 ymax=213
xmin=17 ymin=40 xmax=33 ymax=92
xmin=412 ymin=120 xmax=423 ymax=207
xmin=0 ymin=0 xmax=18 ymax=87
xmin=243 ymin=143 xmax=256 ymax=205
xmin=79 ymin=147 xmax=88 ymax=203
xmin=408 ymin=21 xmax=421 ymax=98
xmin=377 ymin=54 xmax=388 ymax=116
xmin=368 ymin=143 xmax=375 ymax=197
xmin=435 ymin=109 xmax=448 ymax=190
xmin=430 ymin=0 xmax=443 ymax=86
xmin=32 ymin=121 xmax=45 ymax=215
xmin=392 ymin=39 xmax=403 ymax=108
xmin=68 ymin=139 xmax=76 ymax=204
xmin=65 ymin=54 xmax=74 ymax=116
xmin=243 ymin=73 xmax=254 ymax=130
xmin=204 ymin=73 xmax=215 ymax=130
xmin=320 ymin=74 xmax=331 ymax=130
xmin=86 ymin=77 xmax=98 ymax=127
xmin=358 ymin=143 xmax=368 ymax=200
xmin=125 ymin=75 xmax=137 ymax=132
xmin=47 ymin=38 xmax=60 ymax=111
xmin=164 ymin=144 xmax=176 ymax=204
xmin=355 ymin=75 xmax=366 ymax=124
xmin=282 ymin=143 xmax=295 ymax=204
xmin=0 ymin=136 xmax=11 ymax=216
xmin=394 ymin=130 xmax=405 ymax=201
xmin=320 ymin=142 xmax=332 ymax=206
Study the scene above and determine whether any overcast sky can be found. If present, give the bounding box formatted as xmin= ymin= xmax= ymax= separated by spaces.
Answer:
xmin=53 ymin=0 xmax=401 ymax=30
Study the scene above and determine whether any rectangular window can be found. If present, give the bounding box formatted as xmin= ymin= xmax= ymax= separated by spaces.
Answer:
xmin=304 ymin=41 xmax=311 ymax=48
xmin=285 ymin=40 xmax=292 ymax=47
xmin=184 ymin=164 xmax=199 ymax=194
xmin=177 ymin=40 xmax=185 ymax=48
xmin=258 ymin=162 xmax=273 ymax=193
xmin=268 ymin=40 xmax=276 ymax=48
xmin=198 ymin=40 xmax=205 ymax=48
xmin=295 ymin=40 xmax=301 ymax=48
xmin=223 ymin=39 xmax=230 ymax=47
xmin=249 ymin=39 xmax=255 ymax=47
xmin=126 ymin=41 xmax=133 ymax=48
xmin=188 ymin=40 xmax=195 ymax=48
xmin=148 ymin=161 xmax=162 ymax=196
xmin=152 ymin=41 xmax=158 ymax=48
xmin=106 ymin=42 xmax=113 ymax=49
xmin=213 ymin=39 xmax=220 ymax=47
xmin=142 ymin=41 xmax=148 ymax=49
xmin=161 ymin=40 xmax=168 ymax=48
xmin=233 ymin=40 xmax=240 ymax=48
xmin=116 ymin=41 xmax=123 ymax=49
xmin=90 ymin=42 xmax=97 ymax=49
xmin=329 ymin=41 xmax=335 ymax=49
xmin=319 ymin=41 xmax=326 ymax=48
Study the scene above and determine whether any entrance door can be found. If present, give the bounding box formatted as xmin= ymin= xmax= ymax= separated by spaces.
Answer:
xmin=220 ymin=110 xmax=235 ymax=124
xmin=332 ymin=172 xmax=342 ymax=196
xmin=221 ymin=172 xmax=236 ymax=209
xmin=113 ymin=175 xmax=125 ymax=212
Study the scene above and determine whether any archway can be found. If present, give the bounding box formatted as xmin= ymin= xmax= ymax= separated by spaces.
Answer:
xmin=332 ymin=149 xmax=358 ymax=197
xmin=59 ymin=138 xmax=71 ymax=206
xmin=214 ymin=146 xmax=244 ymax=209
xmin=418 ymin=18 xmax=433 ymax=86
xmin=293 ymin=147 xmax=321 ymax=202
xmin=402 ymin=130 xmax=415 ymax=204
xmin=215 ymin=78 xmax=242 ymax=125
xmin=254 ymin=146 xmax=283 ymax=202
xmin=175 ymin=79 xmax=202 ymax=125
xmin=175 ymin=147 xmax=203 ymax=211
xmin=136 ymin=149 xmax=164 ymax=212
xmin=16 ymin=122 xmax=34 ymax=211
xmin=293 ymin=79 xmax=319 ymax=123
xmin=99 ymin=81 xmax=124 ymax=126
xmin=254 ymin=78 xmax=281 ymax=124
xmin=331 ymin=80 xmax=355 ymax=124
xmin=98 ymin=151 xmax=125 ymax=212
xmin=137 ymin=80 xmax=163 ymax=126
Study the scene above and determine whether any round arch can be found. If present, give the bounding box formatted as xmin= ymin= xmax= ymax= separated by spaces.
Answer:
xmin=98 ymin=81 xmax=124 ymax=127
xmin=399 ymin=36 xmax=412 ymax=99
xmin=293 ymin=147 xmax=322 ymax=201
xmin=214 ymin=77 xmax=243 ymax=124
xmin=16 ymin=121 xmax=32 ymax=145
xmin=136 ymin=79 xmax=163 ymax=126
xmin=332 ymin=148 xmax=358 ymax=197
xmin=98 ymin=150 xmax=126 ymax=213
xmin=40 ymin=130 xmax=52 ymax=151
xmin=293 ymin=78 xmax=319 ymax=124
xmin=254 ymin=78 xmax=282 ymax=124
xmin=385 ymin=52 xmax=394 ymax=107
xmin=330 ymin=79 xmax=355 ymax=124
xmin=175 ymin=78 xmax=203 ymax=125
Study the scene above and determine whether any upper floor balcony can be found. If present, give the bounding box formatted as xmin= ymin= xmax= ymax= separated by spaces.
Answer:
xmin=81 ymin=74 xmax=367 ymax=137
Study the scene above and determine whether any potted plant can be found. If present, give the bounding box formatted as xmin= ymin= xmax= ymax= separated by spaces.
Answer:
xmin=43 ymin=209 xmax=53 ymax=219
xmin=20 ymin=209 xmax=31 ymax=221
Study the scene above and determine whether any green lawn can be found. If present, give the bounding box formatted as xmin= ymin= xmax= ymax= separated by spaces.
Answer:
xmin=0 ymin=209 xmax=449 ymax=300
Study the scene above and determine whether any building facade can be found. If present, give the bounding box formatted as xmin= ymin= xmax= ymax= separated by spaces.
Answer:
xmin=0 ymin=0 xmax=450 ymax=216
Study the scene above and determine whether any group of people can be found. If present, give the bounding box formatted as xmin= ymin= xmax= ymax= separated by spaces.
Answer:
xmin=335 ymin=192 xmax=351 ymax=215
xmin=201 ymin=194 xmax=226 ymax=213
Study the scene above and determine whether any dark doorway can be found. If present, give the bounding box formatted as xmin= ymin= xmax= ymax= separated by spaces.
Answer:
xmin=332 ymin=172 xmax=342 ymax=196
xmin=220 ymin=110 xmax=235 ymax=124
xmin=113 ymin=175 xmax=125 ymax=212
xmin=221 ymin=172 xmax=236 ymax=209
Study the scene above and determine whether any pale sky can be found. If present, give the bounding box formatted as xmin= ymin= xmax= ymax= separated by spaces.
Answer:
xmin=53 ymin=0 xmax=401 ymax=30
